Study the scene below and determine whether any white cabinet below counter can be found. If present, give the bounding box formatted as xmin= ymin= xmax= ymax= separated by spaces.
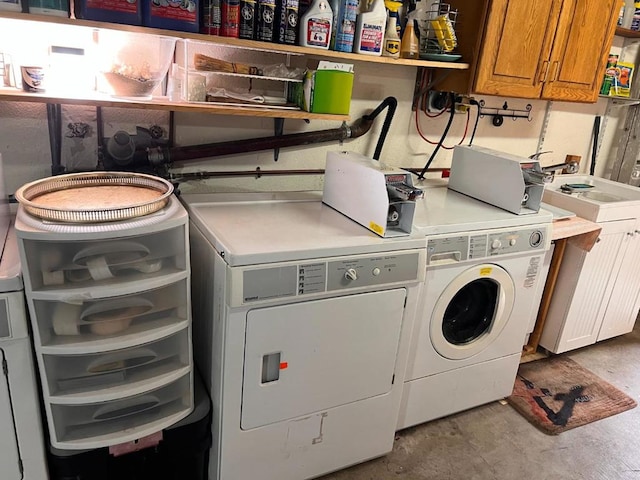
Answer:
xmin=539 ymin=175 xmax=640 ymax=354
xmin=539 ymin=218 xmax=640 ymax=353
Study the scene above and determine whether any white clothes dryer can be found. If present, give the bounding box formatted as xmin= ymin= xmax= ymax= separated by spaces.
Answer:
xmin=0 ymin=223 xmax=49 ymax=479
xmin=181 ymin=192 xmax=426 ymax=480
xmin=397 ymin=186 xmax=553 ymax=430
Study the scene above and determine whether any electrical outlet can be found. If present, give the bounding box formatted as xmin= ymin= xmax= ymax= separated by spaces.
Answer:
xmin=427 ymin=91 xmax=450 ymax=113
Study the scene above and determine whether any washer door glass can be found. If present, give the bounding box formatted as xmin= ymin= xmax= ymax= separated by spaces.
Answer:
xmin=430 ymin=264 xmax=515 ymax=360
xmin=443 ymin=278 xmax=498 ymax=345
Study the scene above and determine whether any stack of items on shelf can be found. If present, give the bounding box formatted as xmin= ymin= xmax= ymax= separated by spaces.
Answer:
xmin=600 ymin=53 xmax=634 ymax=98
xmin=618 ymin=0 xmax=640 ymax=31
xmin=175 ymin=38 xmax=354 ymax=113
xmin=1 ymin=0 xmax=201 ymax=32
xmin=202 ymin=0 xmax=459 ymax=59
xmin=5 ymin=0 xmax=462 ymax=61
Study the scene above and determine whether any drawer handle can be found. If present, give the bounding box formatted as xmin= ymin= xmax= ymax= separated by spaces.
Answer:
xmin=539 ymin=60 xmax=550 ymax=83
xmin=93 ymin=395 xmax=160 ymax=422
xmin=548 ymin=61 xmax=559 ymax=83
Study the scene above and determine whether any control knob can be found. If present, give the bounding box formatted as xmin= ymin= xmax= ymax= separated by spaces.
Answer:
xmin=491 ymin=239 xmax=502 ymax=250
xmin=345 ymin=268 xmax=358 ymax=281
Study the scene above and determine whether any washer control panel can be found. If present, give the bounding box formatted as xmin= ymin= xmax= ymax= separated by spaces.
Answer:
xmin=427 ymin=224 xmax=549 ymax=265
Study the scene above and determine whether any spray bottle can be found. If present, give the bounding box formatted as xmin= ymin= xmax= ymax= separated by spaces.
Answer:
xmin=384 ymin=0 xmax=402 ymax=38
xmin=353 ymin=0 xmax=386 ymax=56
xmin=400 ymin=9 xmax=419 ymax=59
xmin=382 ymin=13 xmax=400 ymax=58
xmin=332 ymin=0 xmax=359 ymax=52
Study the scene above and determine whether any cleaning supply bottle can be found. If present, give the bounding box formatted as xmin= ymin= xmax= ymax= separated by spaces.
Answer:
xmin=299 ymin=0 xmax=333 ymax=48
xmin=353 ymin=0 xmax=386 ymax=56
xmin=382 ymin=14 xmax=400 ymax=58
xmin=332 ymin=0 xmax=359 ymax=52
xmin=400 ymin=12 xmax=419 ymax=59
xmin=631 ymin=1 xmax=640 ymax=30
xmin=384 ymin=0 xmax=402 ymax=38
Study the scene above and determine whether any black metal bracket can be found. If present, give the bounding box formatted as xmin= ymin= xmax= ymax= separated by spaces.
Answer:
xmin=479 ymin=100 xmax=533 ymax=127
xmin=273 ymin=118 xmax=284 ymax=161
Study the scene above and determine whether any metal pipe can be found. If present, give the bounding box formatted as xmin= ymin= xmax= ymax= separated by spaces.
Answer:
xmin=46 ymin=103 xmax=64 ymax=176
xmin=171 ymin=167 xmax=449 ymax=181
xmin=148 ymin=116 xmax=375 ymax=166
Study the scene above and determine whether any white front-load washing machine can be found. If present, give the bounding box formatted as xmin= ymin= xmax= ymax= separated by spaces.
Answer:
xmin=397 ymin=185 xmax=553 ymax=429
xmin=181 ymin=192 xmax=426 ymax=480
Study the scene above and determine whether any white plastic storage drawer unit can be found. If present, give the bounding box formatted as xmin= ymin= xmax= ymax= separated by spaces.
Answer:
xmin=15 ymin=196 xmax=194 ymax=450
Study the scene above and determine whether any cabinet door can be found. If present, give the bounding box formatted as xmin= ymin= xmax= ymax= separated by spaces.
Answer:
xmin=0 ymin=350 xmax=22 ymax=480
xmin=552 ymin=219 xmax=631 ymax=353
xmin=542 ymin=0 xmax=619 ymax=102
xmin=598 ymin=224 xmax=640 ymax=341
xmin=473 ymin=0 xmax=560 ymax=98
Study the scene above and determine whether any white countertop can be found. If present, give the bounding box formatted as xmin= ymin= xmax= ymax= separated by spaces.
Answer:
xmin=411 ymin=184 xmax=554 ymax=235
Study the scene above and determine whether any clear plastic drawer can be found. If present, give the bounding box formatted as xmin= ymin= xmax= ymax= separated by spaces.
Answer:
xmin=49 ymin=372 xmax=193 ymax=449
xmin=20 ymin=225 xmax=188 ymax=292
xmin=43 ymin=327 xmax=191 ymax=400
xmin=32 ymin=279 xmax=189 ymax=350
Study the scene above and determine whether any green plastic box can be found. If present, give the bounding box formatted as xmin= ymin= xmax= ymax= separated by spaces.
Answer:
xmin=310 ymin=70 xmax=354 ymax=115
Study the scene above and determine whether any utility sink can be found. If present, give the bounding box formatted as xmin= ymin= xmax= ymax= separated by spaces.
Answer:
xmin=542 ymin=174 xmax=640 ymax=222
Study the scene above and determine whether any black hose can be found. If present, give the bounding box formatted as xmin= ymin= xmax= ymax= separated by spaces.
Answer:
xmin=363 ymin=96 xmax=397 ymax=160
xmin=468 ymin=99 xmax=481 ymax=146
xmin=590 ymin=116 xmax=601 ymax=176
xmin=418 ymin=92 xmax=456 ymax=179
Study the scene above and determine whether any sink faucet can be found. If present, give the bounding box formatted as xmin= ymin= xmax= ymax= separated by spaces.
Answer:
xmin=527 ymin=151 xmax=580 ymax=175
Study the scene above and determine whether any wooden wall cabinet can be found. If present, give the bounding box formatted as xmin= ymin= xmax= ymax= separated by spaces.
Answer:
xmin=442 ymin=0 xmax=620 ymax=103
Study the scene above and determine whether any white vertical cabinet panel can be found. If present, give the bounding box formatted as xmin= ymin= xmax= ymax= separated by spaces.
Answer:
xmin=541 ymin=219 xmax=633 ymax=353
xmin=0 ymin=349 xmax=22 ymax=480
xmin=598 ymin=223 xmax=640 ymax=341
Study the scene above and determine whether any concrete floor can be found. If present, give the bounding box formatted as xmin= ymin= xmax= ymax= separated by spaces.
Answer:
xmin=319 ymin=322 xmax=640 ymax=480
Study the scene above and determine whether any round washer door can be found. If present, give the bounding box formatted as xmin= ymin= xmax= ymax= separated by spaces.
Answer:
xmin=430 ymin=264 xmax=515 ymax=360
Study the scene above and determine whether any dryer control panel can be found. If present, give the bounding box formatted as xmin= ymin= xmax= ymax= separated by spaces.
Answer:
xmin=427 ymin=224 xmax=550 ymax=265
xmin=232 ymin=249 xmax=426 ymax=306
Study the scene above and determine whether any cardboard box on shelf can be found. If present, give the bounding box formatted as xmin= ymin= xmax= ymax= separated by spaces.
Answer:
xmin=611 ymin=61 xmax=634 ymax=97
xmin=599 ymin=54 xmax=619 ymax=96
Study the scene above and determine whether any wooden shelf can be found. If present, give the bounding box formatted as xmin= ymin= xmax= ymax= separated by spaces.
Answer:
xmin=616 ymin=26 xmax=640 ymax=38
xmin=0 ymin=12 xmax=470 ymax=70
xmin=0 ymin=87 xmax=349 ymax=120
xmin=0 ymin=12 xmax=470 ymax=119
xmin=599 ymin=94 xmax=640 ymax=106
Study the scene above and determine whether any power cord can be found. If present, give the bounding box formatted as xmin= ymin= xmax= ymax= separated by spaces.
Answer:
xmin=468 ymin=98 xmax=481 ymax=145
xmin=417 ymin=91 xmax=457 ymax=179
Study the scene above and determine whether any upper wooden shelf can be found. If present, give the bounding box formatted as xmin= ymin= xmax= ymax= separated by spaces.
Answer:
xmin=0 ymin=11 xmax=468 ymax=119
xmin=0 ymin=11 xmax=470 ymax=70
xmin=616 ymin=26 xmax=640 ymax=38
